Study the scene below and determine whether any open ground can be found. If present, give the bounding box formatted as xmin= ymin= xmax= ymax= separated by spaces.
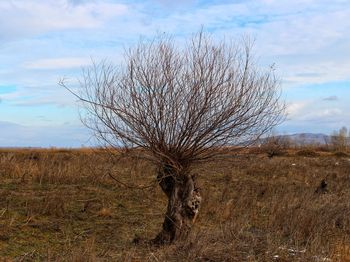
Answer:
xmin=0 ymin=148 xmax=350 ymax=261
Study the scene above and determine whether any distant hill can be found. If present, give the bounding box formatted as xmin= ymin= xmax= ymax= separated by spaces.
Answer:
xmin=258 ymin=133 xmax=333 ymax=146
xmin=281 ymin=133 xmax=330 ymax=145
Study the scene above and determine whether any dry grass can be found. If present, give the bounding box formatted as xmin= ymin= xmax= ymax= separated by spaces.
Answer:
xmin=0 ymin=148 xmax=350 ymax=261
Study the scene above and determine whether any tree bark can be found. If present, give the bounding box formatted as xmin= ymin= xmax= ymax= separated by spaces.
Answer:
xmin=153 ymin=165 xmax=202 ymax=245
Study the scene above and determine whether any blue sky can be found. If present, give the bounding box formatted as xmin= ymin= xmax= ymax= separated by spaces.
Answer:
xmin=0 ymin=0 xmax=349 ymax=147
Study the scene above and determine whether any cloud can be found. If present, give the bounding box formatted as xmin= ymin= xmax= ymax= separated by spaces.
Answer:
xmin=309 ymin=108 xmax=343 ymax=119
xmin=68 ymin=0 xmax=94 ymax=5
xmin=2 ymin=84 xmax=77 ymax=108
xmin=281 ymin=105 xmax=350 ymax=134
xmin=294 ymin=73 xmax=325 ymax=78
xmin=323 ymin=95 xmax=338 ymax=101
xmin=286 ymin=101 xmax=310 ymax=118
xmin=1 ymin=0 xmax=350 ymax=145
xmin=280 ymin=60 xmax=350 ymax=87
xmin=108 ymin=0 xmax=350 ymax=88
xmin=0 ymin=0 xmax=128 ymax=41
xmin=23 ymin=57 xmax=92 ymax=70
xmin=151 ymin=0 xmax=198 ymax=8
xmin=0 ymin=120 xmax=91 ymax=147
xmin=286 ymin=98 xmax=345 ymax=124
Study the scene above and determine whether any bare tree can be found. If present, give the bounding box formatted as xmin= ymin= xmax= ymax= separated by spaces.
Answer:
xmin=61 ymin=31 xmax=285 ymax=244
xmin=330 ymin=126 xmax=349 ymax=151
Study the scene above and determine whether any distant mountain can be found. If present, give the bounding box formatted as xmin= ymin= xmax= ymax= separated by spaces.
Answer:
xmin=281 ymin=133 xmax=330 ymax=145
xmin=258 ymin=133 xmax=332 ymax=146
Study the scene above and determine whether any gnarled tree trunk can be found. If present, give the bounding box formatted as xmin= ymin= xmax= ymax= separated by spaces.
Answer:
xmin=153 ymin=165 xmax=202 ymax=245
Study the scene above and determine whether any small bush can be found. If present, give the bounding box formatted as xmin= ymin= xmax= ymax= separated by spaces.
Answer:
xmin=333 ymin=151 xmax=349 ymax=157
xmin=296 ymin=149 xmax=319 ymax=157
xmin=261 ymin=135 xmax=291 ymax=158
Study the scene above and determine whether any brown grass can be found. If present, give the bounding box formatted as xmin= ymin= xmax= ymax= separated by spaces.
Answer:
xmin=0 ymin=148 xmax=350 ymax=261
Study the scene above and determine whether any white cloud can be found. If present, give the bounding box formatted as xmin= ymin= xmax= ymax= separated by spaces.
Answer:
xmin=0 ymin=120 xmax=91 ymax=147
xmin=1 ymin=0 xmax=350 ymax=145
xmin=1 ymin=83 xmax=78 ymax=109
xmin=315 ymin=108 xmax=342 ymax=118
xmin=281 ymin=60 xmax=350 ymax=87
xmin=23 ymin=57 xmax=92 ymax=70
xmin=104 ymin=0 xmax=350 ymax=87
xmin=282 ymin=101 xmax=350 ymax=134
xmin=287 ymin=101 xmax=310 ymax=118
xmin=0 ymin=0 xmax=127 ymax=41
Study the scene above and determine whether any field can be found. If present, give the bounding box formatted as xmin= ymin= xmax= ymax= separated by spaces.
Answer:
xmin=0 ymin=148 xmax=350 ymax=261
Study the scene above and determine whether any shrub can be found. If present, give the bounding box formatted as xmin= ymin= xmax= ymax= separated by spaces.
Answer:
xmin=296 ymin=149 xmax=319 ymax=157
xmin=333 ymin=151 xmax=349 ymax=158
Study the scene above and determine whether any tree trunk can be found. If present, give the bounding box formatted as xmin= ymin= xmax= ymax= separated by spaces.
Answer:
xmin=153 ymin=165 xmax=202 ymax=245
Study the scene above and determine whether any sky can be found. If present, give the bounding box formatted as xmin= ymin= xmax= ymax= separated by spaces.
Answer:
xmin=0 ymin=0 xmax=349 ymax=147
